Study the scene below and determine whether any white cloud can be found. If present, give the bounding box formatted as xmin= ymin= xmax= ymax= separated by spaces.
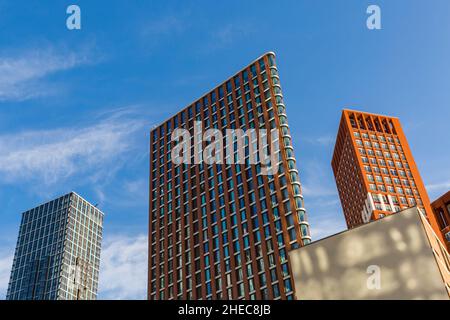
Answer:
xmin=98 ymin=234 xmax=148 ymax=300
xmin=426 ymin=181 xmax=450 ymax=194
xmin=300 ymin=159 xmax=347 ymax=240
xmin=309 ymin=216 xmax=347 ymax=241
xmin=141 ymin=15 xmax=185 ymax=38
xmin=138 ymin=14 xmax=189 ymax=50
xmin=307 ymin=196 xmax=347 ymax=241
xmin=0 ymin=109 xmax=146 ymax=185
xmin=302 ymin=135 xmax=335 ymax=147
xmin=0 ymin=234 xmax=149 ymax=300
xmin=207 ymin=23 xmax=254 ymax=50
xmin=124 ymin=178 xmax=146 ymax=193
xmin=301 ymin=161 xmax=337 ymax=198
xmin=302 ymin=184 xmax=336 ymax=198
xmin=0 ymin=46 xmax=92 ymax=101
xmin=0 ymin=252 xmax=13 ymax=300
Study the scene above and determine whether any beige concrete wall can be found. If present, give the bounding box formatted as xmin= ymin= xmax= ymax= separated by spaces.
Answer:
xmin=289 ymin=208 xmax=450 ymax=300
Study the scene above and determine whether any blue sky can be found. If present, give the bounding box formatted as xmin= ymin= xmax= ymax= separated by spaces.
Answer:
xmin=1 ymin=0 xmax=449 ymax=300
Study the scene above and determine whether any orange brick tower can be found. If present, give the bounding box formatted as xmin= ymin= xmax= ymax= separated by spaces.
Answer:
xmin=331 ymin=109 xmax=445 ymax=244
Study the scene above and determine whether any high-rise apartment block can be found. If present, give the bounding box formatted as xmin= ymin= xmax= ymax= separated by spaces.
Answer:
xmin=431 ymin=191 xmax=450 ymax=251
xmin=331 ymin=109 xmax=444 ymax=243
xmin=6 ymin=192 xmax=104 ymax=300
xmin=148 ymin=53 xmax=311 ymax=300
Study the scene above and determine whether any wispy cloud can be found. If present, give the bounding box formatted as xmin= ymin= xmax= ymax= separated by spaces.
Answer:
xmin=0 ymin=108 xmax=147 ymax=186
xmin=96 ymin=177 xmax=148 ymax=211
xmin=301 ymin=161 xmax=337 ymax=198
xmin=141 ymin=15 xmax=185 ymax=38
xmin=426 ymin=181 xmax=450 ymax=200
xmin=207 ymin=23 xmax=254 ymax=51
xmin=139 ymin=14 xmax=189 ymax=50
xmin=302 ymin=184 xmax=337 ymax=198
xmin=98 ymin=234 xmax=147 ymax=300
xmin=0 ymin=251 xmax=13 ymax=299
xmin=302 ymin=135 xmax=335 ymax=147
xmin=124 ymin=179 xmax=148 ymax=201
xmin=0 ymin=46 xmax=93 ymax=101
xmin=301 ymin=160 xmax=347 ymax=240
xmin=306 ymin=195 xmax=346 ymax=241
xmin=200 ymin=22 xmax=255 ymax=54
xmin=426 ymin=181 xmax=450 ymax=192
xmin=310 ymin=216 xmax=346 ymax=241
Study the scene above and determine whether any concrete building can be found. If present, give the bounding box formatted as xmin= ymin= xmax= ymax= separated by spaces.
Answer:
xmin=289 ymin=207 xmax=450 ymax=300
xmin=6 ymin=192 xmax=104 ymax=300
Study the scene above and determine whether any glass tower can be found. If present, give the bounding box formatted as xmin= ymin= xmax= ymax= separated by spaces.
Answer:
xmin=148 ymin=52 xmax=311 ymax=300
xmin=6 ymin=192 xmax=104 ymax=300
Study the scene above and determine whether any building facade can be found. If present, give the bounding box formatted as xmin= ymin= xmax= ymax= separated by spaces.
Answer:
xmin=431 ymin=191 xmax=450 ymax=251
xmin=148 ymin=52 xmax=311 ymax=300
xmin=6 ymin=192 xmax=104 ymax=300
xmin=331 ymin=109 xmax=444 ymax=244
xmin=289 ymin=207 xmax=450 ymax=300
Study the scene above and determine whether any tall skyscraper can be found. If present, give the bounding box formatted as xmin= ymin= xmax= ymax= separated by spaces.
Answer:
xmin=6 ymin=192 xmax=104 ymax=300
xmin=331 ymin=109 xmax=444 ymax=243
xmin=431 ymin=191 xmax=450 ymax=251
xmin=148 ymin=52 xmax=311 ymax=300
